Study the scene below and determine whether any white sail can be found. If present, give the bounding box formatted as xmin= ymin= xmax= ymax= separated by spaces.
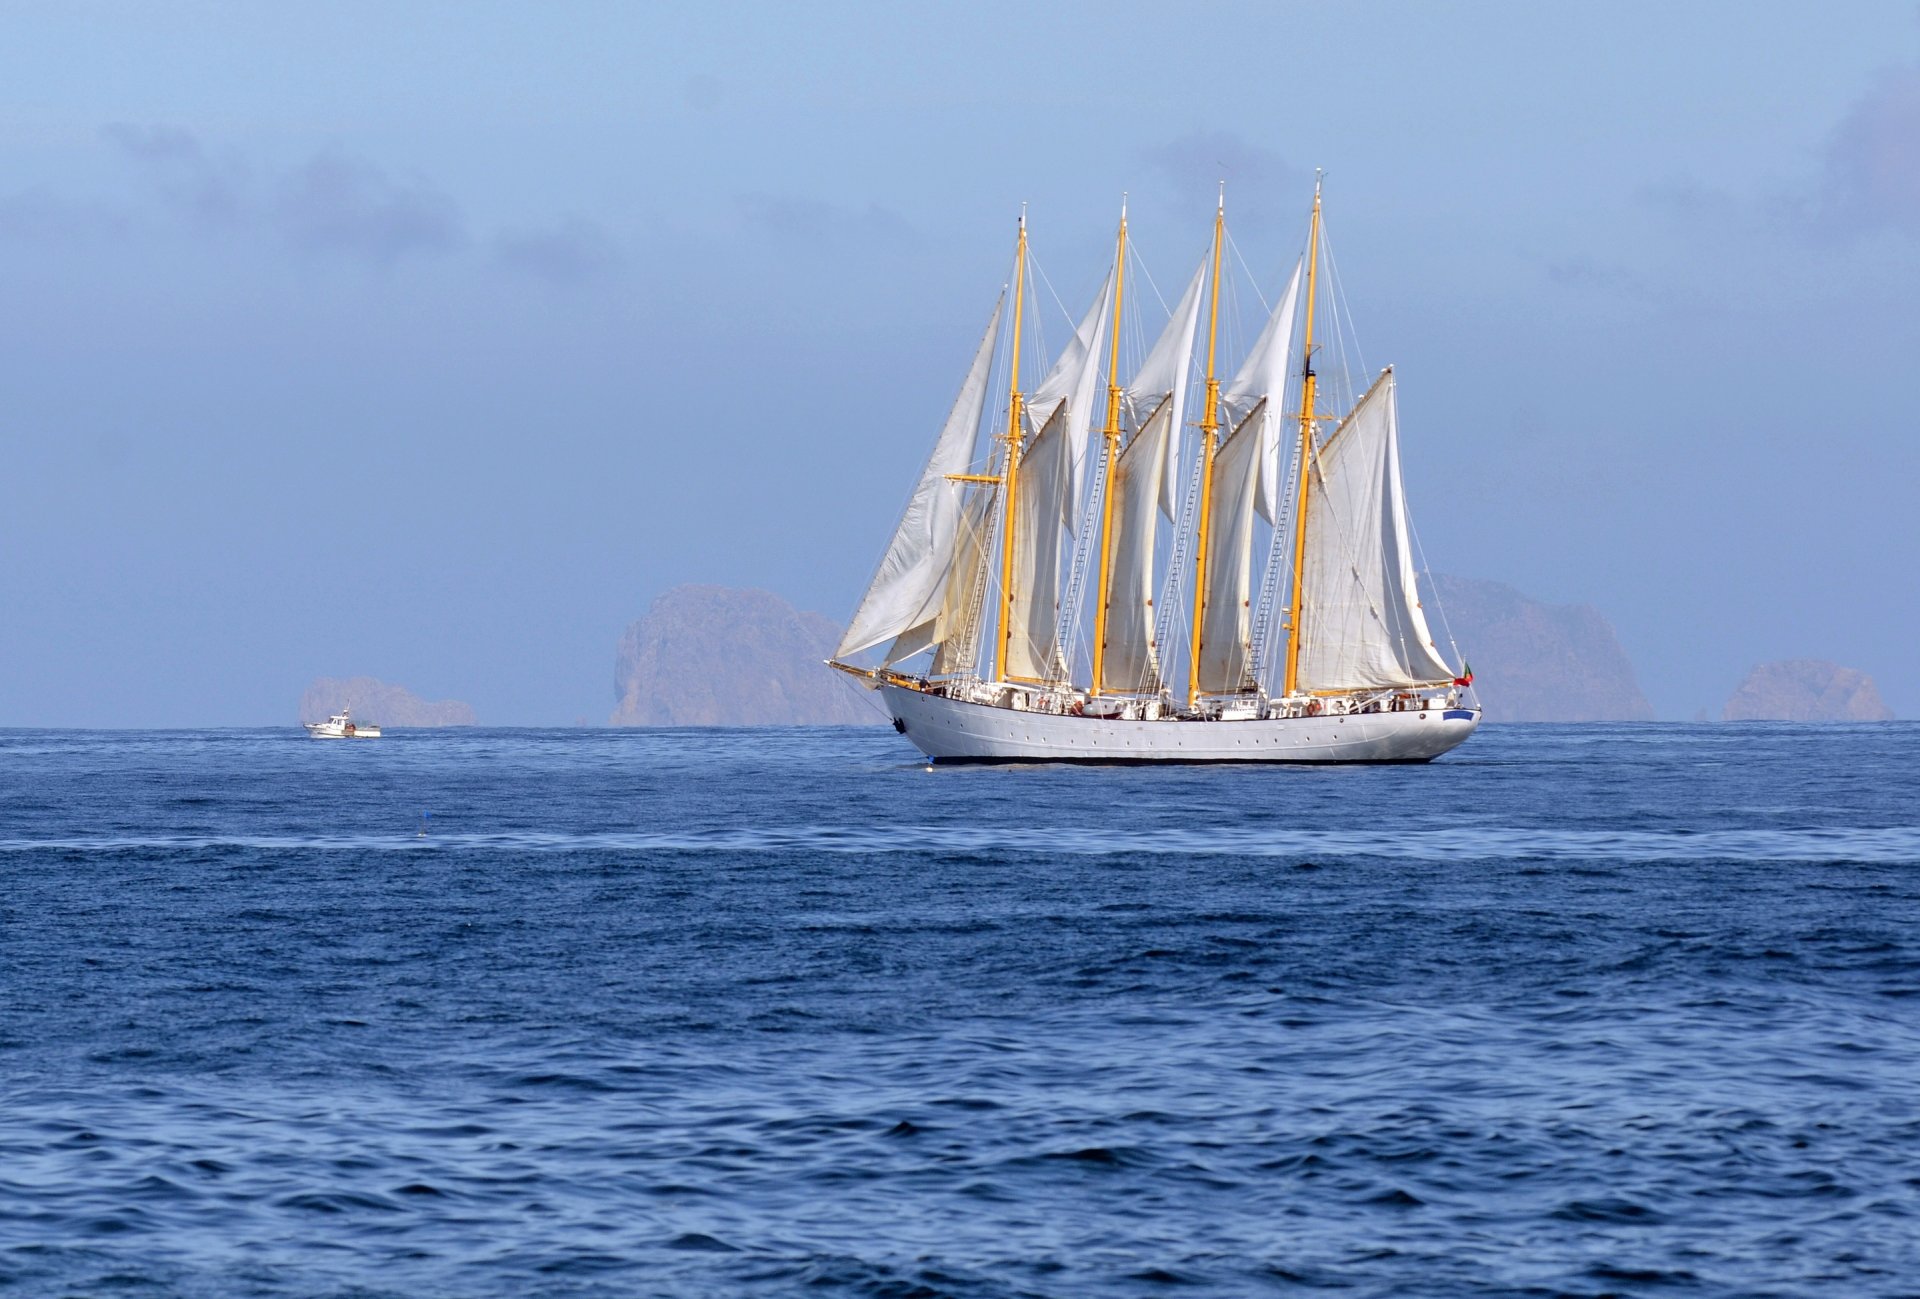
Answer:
xmin=930 ymin=488 xmax=996 ymax=676
xmin=1007 ymin=402 xmax=1071 ymax=681
xmin=1128 ymin=259 xmax=1207 ymax=519
xmin=837 ymin=295 xmax=1005 ymax=662
xmin=1097 ymin=396 xmax=1172 ymax=693
xmin=1220 ymin=259 xmax=1302 ymax=524
xmin=1026 ymin=266 xmax=1116 ymax=514
xmin=1195 ymin=405 xmax=1263 ymax=694
xmin=1295 ymin=370 xmax=1457 ymax=691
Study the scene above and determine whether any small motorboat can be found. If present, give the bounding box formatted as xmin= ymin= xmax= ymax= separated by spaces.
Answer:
xmin=304 ymin=707 xmax=381 ymax=739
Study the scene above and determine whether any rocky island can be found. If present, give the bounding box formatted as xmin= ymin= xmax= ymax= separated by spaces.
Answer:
xmin=610 ymin=585 xmax=875 ymax=726
xmin=609 ymin=579 xmax=1651 ymax=727
xmin=1418 ymin=575 xmax=1654 ymax=722
xmin=299 ymin=677 xmax=477 ymax=727
xmin=1722 ymin=660 xmax=1893 ymax=721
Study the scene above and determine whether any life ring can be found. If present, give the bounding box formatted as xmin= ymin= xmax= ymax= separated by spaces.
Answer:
xmin=1306 ymin=700 xmax=1321 ymax=717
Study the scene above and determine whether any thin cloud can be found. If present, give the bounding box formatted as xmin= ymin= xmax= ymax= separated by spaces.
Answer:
xmin=735 ymin=193 xmax=918 ymax=252
xmin=492 ymin=216 xmax=620 ymax=286
xmin=0 ymin=187 xmax=127 ymax=243
xmin=1547 ymin=256 xmax=1641 ymax=293
xmin=106 ymin=123 xmax=464 ymax=264
xmin=1807 ymin=63 xmax=1920 ymax=237
xmin=1544 ymin=253 xmax=1726 ymax=316
xmin=1138 ymin=130 xmax=1305 ymax=226
xmin=102 ymin=122 xmax=249 ymax=227
xmin=682 ymin=72 xmax=724 ymax=114
xmin=96 ymin=123 xmax=619 ymax=272
xmin=272 ymin=149 xmax=465 ymax=263
xmin=1635 ymin=176 xmax=1741 ymax=226
xmin=101 ymin=122 xmax=200 ymax=161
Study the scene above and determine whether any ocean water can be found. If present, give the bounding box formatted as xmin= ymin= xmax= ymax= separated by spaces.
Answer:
xmin=2 ymin=723 xmax=1917 ymax=1298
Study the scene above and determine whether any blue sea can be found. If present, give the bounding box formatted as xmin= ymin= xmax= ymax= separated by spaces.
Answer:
xmin=2 ymin=724 xmax=1917 ymax=1298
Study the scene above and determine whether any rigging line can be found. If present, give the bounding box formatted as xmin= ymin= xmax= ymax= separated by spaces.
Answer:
xmin=1317 ymin=231 xmax=1353 ymax=418
xmin=1406 ymin=511 xmax=1471 ymax=686
xmin=1026 ymin=250 xmax=1065 ymax=379
xmin=1122 ymin=238 xmax=1171 ymax=396
xmin=1223 ymin=227 xmax=1271 ymax=315
xmin=838 ymin=673 xmax=895 ymax=722
xmin=1127 ymin=236 xmax=1170 ymax=316
xmin=1218 ymin=260 xmax=1242 ymax=384
xmin=974 ymin=288 xmax=1017 ymax=476
xmin=1319 ymin=225 xmax=1368 ymax=387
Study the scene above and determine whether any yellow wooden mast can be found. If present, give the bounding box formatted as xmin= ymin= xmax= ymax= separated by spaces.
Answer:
xmin=1088 ymin=199 xmax=1128 ymax=698
xmin=992 ymin=210 xmax=1029 ymax=684
xmin=1185 ymin=187 xmax=1227 ymax=707
xmin=1282 ymin=176 xmax=1324 ymax=698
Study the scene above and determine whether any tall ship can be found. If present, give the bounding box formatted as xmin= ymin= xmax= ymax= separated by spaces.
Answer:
xmin=830 ymin=181 xmax=1479 ymax=763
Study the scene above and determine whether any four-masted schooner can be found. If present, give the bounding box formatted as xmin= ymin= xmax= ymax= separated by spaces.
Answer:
xmin=829 ymin=182 xmax=1480 ymax=763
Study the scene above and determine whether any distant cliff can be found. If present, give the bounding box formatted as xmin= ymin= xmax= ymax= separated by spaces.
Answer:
xmin=1418 ymin=575 xmax=1654 ymax=722
xmin=1723 ymin=660 xmax=1893 ymax=721
xmin=610 ymin=585 xmax=877 ymax=726
xmin=299 ymin=677 xmax=477 ymax=727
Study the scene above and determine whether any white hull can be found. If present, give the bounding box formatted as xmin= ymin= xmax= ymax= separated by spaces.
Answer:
xmin=880 ymin=684 xmax=1478 ymax=764
xmin=304 ymin=710 xmax=380 ymax=739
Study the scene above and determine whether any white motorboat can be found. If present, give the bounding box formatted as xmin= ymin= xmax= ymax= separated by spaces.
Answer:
xmin=830 ymin=179 xmax=1480 ymax=763
xmin=304 ymin=708 xmax=381 ymax=739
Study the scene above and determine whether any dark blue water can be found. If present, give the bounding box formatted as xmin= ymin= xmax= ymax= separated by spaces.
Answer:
xmin=2 ymin=724 xmax=1917 ymax=1297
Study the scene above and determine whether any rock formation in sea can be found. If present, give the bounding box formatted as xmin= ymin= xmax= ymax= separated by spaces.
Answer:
xmin=1722 ymin=659 xmax=1893 ymax=722
xmin=610 ymin=585 xmax=877 ymax=726
xmin=1418 ymin=574 xmax=1655 ymax=722
xmin=299 ymin=677 xmax=477 ymax=727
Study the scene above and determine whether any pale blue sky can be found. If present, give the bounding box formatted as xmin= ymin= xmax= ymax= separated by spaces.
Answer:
xmin=4 ymin=1 xmax=1917 ymax=724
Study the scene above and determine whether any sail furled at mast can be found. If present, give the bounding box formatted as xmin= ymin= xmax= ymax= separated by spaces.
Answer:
xmin=836 ymin=294 xmax=1005 ymax=664
xmin=1026 ymin=267 xmax=1116 ymax=514
xmin=1195 ymin=404 xmax=1264 ymax=694
xmin=1092 ymin=255 xmax=1206 ymax=693
xmin=1219 ymin=260 xmax=1302 ymax=524
xmin=930 ymin=488 xmax=997 ymax=676
xmin=1294 ymin=370 xmax=1457 ymax=691
xmin=1007 ymin=403 xmax=1072 ymax=680
xmin=1185 ymin=259 xmax=1300 ymax=695
xmin=1098 ymin=396 xmax=1172 ymax=693
xmin=1002 ymin=270 xmax=1115 ymax=681
xmin=1128 ymin=259 xmax=1208 ymax=520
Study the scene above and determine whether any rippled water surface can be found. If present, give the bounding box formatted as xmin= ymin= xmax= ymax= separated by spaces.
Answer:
xmin=3 ymin=723 xmax=1917 ymax=1297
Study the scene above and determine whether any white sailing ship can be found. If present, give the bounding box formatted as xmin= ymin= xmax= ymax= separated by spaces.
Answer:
xmin=304 ymin=708 xmax=381 ymax=739
xmin=830 ymin=181 xmax=1479 ymax=763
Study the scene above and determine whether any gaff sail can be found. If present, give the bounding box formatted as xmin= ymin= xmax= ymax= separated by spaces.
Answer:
xmin=1294 ymin=369 xmax=1457 ymax=691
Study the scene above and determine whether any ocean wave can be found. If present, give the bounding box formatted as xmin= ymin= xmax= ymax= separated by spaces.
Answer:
xmin=3 ymin=824 xmax=1917 ymax=862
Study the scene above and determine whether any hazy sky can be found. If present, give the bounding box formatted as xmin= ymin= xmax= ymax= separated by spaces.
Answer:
xmin=4 ymin=1 xmax=1918 ymax=724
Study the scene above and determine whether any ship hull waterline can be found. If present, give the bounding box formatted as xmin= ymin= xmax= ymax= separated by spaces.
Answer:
xmin=879 ymin=684 xmax=1479 ymax=765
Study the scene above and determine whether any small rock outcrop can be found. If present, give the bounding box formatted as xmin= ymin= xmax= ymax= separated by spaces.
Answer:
xmin=1418 ymin=575 xmax=1654 ymax=722
xmin=299 ymin=677 xmax=477 ymax=727
xmin=610 ymin=585 xmax=876 ymax=726
xmin=1722 ymin=660 xmax=1893 ymax=722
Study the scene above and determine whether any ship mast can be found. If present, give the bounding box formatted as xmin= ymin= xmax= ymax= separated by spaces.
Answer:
xmin=992 ymin=210 xmax=1029 ymax=684
xmin=1282 ymin=176 xmax=1324 ymax=698
xmin=1089 ymin=199 xmax=1128 ymax=698
xmin=1185 ymin=186 xmax=1227 ymax=708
